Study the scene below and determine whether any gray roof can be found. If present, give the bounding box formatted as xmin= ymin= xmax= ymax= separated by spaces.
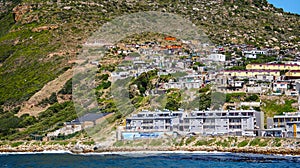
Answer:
xmin=75 ymin=113 xmax=110 ymax=122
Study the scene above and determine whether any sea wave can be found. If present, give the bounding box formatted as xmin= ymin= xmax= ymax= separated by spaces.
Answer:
xmin=0 ymin=150 xmax=72 ymax=155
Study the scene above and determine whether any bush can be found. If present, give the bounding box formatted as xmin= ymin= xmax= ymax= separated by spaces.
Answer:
xmin=99 ymin=74 xmax=109 ymax=81
xmin=49 ymin=92 xmax=58 ymax=104
xmin=258 ymin=140 xmax=269 ymax=147
xmin=245 ymin=94 xmax=259 ymax=102
xmin=11 ymin=142 xmax=23 ymax=147
xmin=238 ymin=140 xmax=249 ymax=147
xmin=185 ymin=136 xmax=196 ymax=145
xmin=194 ymin=139 xmax=215 ymax=146
xmin=96 ymin=81 xmax=111 ymax=90
xmin=249 ymin=138 xmax=260 ymax=146
xmin=59 ymin=79 xmax=72 ymax=94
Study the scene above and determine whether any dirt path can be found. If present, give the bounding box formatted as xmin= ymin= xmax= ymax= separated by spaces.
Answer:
xmin=17 ymin=68 xmax=73 ymax=117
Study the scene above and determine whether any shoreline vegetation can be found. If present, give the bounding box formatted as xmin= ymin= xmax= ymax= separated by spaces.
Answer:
xmin=1 ymin=136 xmax=300 ymax=156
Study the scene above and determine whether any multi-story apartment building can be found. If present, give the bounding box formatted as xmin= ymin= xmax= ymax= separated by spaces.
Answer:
xmin=246 ymin=64 xmax=300 ymax=71
xmin=163 ymin=75 xmax=204 ymax=90
xmin=125 ymin=109 xmax=263 ymax=136
xmin=125 ymin=109 xmax=182 ymax=131
xmin=285 ymin=70 xmax=300 ymax=79
xmin=271 ymin=112 xmax=300 ymax=138
xmin=222 ymin=70 xmax=280 ymax=78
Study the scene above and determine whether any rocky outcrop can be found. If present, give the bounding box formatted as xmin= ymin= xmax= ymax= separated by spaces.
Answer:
xmin=12 ymin=4 xmax=32 ymax=22
xmin=32 ymin=25 xmax=59 ymax=32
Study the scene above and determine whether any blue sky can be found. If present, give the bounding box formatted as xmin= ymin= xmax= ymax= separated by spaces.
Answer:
xmin=267 ymin=0 xmax=300 ymax=14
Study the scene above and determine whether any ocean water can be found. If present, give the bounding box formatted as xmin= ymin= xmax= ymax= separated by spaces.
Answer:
xmin=0 ymin=151 xmax=300 ymax=168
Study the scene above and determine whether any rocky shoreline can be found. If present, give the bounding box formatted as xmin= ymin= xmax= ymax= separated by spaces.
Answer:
xmin=94 ymin=146 xmax=300 ymax=156
xmin=1 ymin=145 xmax=300 ymax=156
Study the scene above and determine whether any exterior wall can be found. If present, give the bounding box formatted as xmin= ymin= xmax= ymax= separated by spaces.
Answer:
xmin=126 ymin=110 xmax=177 ymax=131
xmin=273 ymin=113 xmax=300 ymax=138
xmin=296 ymin=80 xmax=300 ymax=94
xmin=47 ymin=124 xmax=82 ymax=137
xmin=208 ymin=54 xmax=226 ymax=62
xmin=273 ymin=82 xmax=288 ymax=92
xmin=285 ymin=71 xmax=300 ymax=78
xmin=256 ymin=75 xmax=275 ymax=81
xmin=245 ymin=53 xmax=257 ymax=59
xmin=223 ymin=70 xmax=280 ymax=78
xmin=246 ymin=64 xmax=300 ymax=71
xmin=246 ymin=86 xmax=262 ymax=93
xmin=126 ymin=110 xmax=261 ymax=136
xmin=285 ymin=122 xmax=300 ymax=138
xmin=163 ymin=75 xmax=203 ymax=90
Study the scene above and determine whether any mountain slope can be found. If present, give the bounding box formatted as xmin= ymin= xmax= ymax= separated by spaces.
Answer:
xmin=0 ymin=0 xmax=299 ymax=140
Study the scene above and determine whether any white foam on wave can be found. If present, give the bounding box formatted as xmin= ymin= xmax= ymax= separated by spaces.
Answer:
xmin=72 ymin=150 xmax=231 ymax=157
xmin=0 ymin=150 xmax=72 ymax=155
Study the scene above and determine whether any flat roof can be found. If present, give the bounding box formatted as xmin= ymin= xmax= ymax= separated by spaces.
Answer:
xmin=75 ymin=113 xmax=111 ymax=122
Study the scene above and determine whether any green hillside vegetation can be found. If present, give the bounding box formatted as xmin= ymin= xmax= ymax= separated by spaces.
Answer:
xmin=262 ymin=98 xmax=297 ymax=117
xmin=0 ymin=101 xmax=76 ymax=140
xmin=0 ymin=0 xmax=299 ymax=140
xmin=1 ymin=0 xmax=299 ymax=107
xmin=226 ymin=93 xmax=260 ymax=103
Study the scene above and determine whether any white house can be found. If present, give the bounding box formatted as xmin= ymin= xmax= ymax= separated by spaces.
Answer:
xmin=244 ymin=51 xmax=257 ymax=59
xmin=273 ymin=81 xmax=289 ymax=93
xmin=243 ymin=50 xmax=267 ymax=59
xmin=208 ymin=54 xmax=226 ymax=62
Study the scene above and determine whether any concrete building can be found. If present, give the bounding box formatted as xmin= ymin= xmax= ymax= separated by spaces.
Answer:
xmin=208 ymin=54 xmax=226 ymax=62
xmin=246 ymin=64 xmax=300 ymax=71
xmin=74 ymin=113 xmax=111 ymax=129
xmin=286 ymin=70 xmax=300 ymax=79
xmin=272 ymin=81 xmax=290 ymax=93
xmin=243 ymin=50 xmax=267 ymax=59
xmin=271 ymin=112 xmax=300 ymax=138
xmin=125 ymin=109 xmax=183 ymax=131
xmin=182 ymin=110 xmax=263 ymax=136
xmin=163 ymin=75 xmax=203 ymax=90
xmin=223 ymin=70 xmax=280 ymax=78
xmin=125 ymin=109 xmax=263 ymax=136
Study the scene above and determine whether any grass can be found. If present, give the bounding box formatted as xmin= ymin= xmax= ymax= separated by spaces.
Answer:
xmin=258 ymin=139 xmax=269 ymax=147
xmin=48 ymin=141 xmax=69 ymax=146
xmin=82 ymin=141 xmax=95 ymax=146
xmin=273 ymin=138 xmax=282 ymax=147
xmin=11 ymin=141 xmax=24 ymax=147
xmin=215 ymin=140 xmax=230 ymax=147
xmin=262 ymin=99 xmax=297 ymax=118
xmin=185 ymin=136 xmax=196 ymax=145
xmin=149 ymin=139 xmax=163 ymax=146
xmin=249 ymin=138 xmax=261 ymax=146
xmin=194 ymin=139 xmax=215 ymax=146
xmin=237 ymin=140 xmax=249 ymax=147
xmin=113 ymin=141 xmax=124 ymax=147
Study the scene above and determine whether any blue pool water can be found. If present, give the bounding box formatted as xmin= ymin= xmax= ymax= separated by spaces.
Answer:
xmin=1 ymin=152 xmax=300 ymax=168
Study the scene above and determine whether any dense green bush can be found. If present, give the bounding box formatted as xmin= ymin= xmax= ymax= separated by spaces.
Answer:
xmin=59 ymin=79 xmax=72 ymax=95
xmin=238 ymin=140 xmax=249 ymax=147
